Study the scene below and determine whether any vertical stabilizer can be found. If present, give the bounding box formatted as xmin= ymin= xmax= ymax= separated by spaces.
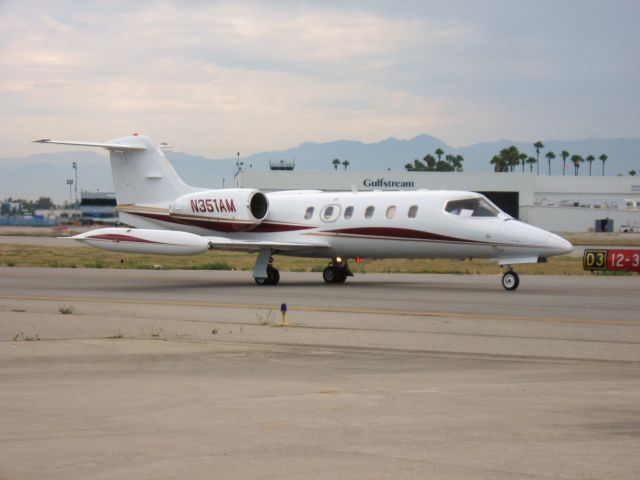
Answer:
xmin=107 ymin=135 xmax=198 ymax=206
xmin=35 ymin=135 xmax=199 ymax=207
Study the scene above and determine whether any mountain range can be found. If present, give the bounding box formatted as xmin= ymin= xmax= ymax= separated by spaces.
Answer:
xmin=1 ymin=134 xmax=638 ymax=204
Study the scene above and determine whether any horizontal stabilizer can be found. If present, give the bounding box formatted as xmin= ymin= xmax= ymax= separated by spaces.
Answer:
xmin=33 ymin=139 xmax=146 ymax=151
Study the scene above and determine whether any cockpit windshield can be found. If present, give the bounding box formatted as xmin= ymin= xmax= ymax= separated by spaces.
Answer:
xmin=444 ymin=197 xmax=500 ymax=217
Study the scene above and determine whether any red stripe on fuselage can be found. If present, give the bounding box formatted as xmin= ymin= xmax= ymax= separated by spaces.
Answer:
xmin=124 ymin=211 xmax=314 ymax=233
xmin=323 ymin=227 xmax=481 ymax=244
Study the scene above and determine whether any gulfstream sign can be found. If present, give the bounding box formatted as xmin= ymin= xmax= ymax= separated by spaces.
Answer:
xmin=363 ymin=178 xmax=415 ymax=188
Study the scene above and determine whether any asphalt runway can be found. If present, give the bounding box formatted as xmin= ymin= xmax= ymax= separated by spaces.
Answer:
xmin=1 ymin=267 xmax=639 ymax=479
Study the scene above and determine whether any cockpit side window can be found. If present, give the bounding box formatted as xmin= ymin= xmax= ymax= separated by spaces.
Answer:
xmin=444 ymin=197 xmax=499 ymax=217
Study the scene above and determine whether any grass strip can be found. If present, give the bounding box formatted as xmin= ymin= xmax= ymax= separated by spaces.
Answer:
xmin=0 ymin=244 xmax=599 ymax=275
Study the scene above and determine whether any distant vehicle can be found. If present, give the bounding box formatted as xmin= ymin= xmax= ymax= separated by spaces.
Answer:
xmin=35 ymin=134 xmax=573 ymax=290
xmin=80 ymin=191 xmax=119 ymax=225
xmin=619 ymin=223 xmax=639 ymax=233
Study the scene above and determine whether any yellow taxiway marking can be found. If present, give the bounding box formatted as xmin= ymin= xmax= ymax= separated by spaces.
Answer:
xmin=0 ymin=295 xmax=637 ymax=327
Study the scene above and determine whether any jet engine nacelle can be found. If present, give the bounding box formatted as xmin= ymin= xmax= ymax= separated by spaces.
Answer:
xmin=169 ymin=188 xmax=269 ymax=232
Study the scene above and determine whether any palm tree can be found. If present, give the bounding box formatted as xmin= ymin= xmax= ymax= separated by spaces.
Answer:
xmin=561 ymin=150 xmax=570 ymax=176
xmin=507 ymin=146 xmax=521 ymax=172
xmin=533 ymin=141 xmax=544 ymax=175
xmin=599 ymin=154 xmax=608 ymax=175
xmin=490 ymin=155 xmax=504 ymax=172
xmin=545 ymin=151 xmax=556 ymax=175
xmin=586 ymin=155 xmax=595 ymax=176
xmin=423 ymin=154 xmax=436 ymax=170
xmin=445 ymin=154 xmax=455 ymax=168
xmin=453 ymin=154 xmax=464 ymax=172
xmin=434 ymin=148 xmax=445 ymax=163
xmin=332 ymin=158 xmax=340 ymax=170
xmin=406 ymin=158 xmax=426 ymax=171
xmin=630 ymin=170 xmax=637 ymax=177
xmin=526 ymin=157 xmax=536 ymax=172
xmin=519 ymin=152 xmax=528 ymax=172
xmin=342 ymin=159 xmax=350 ymax=171
xmin=494 ymin=145 xmax=521 ymax=172
xmin=570 ymin=154 xmax=584 ymax=176
xmin=450 ymin=155 xmax=461 ymax=172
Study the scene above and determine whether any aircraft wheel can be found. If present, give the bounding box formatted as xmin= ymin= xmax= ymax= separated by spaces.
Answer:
xmin=323 ymin=266 xmax=348 ymax=284
xmin=255 ymin=266 xmax=280 ymax=286
xmin=323 ymin=266 xmax=336 ymax=283
xmin=501 ymin=271 xmax=520 ymax=291
xmin=267 ymin=267 xmax=280 ymax=286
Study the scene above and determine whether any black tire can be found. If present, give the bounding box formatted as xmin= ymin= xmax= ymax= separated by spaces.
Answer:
xmin=501 ymin=271 xmax=520 ymax=291
xmin=254 ymin=276 xmax=268 ymax=285
xmin=323 ymin=266 xmax=336 ymax=283
xmin=255 ymin=266 xmax=280 ymax=286
xmin=323 ymin=266 xmax=348 ymax=284
xmin=267 ymin=267 xmax=280 ymax=286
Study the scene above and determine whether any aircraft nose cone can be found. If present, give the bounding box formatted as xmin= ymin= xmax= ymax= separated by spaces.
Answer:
xmin=547 ymin=234 xmax=573 ymax=255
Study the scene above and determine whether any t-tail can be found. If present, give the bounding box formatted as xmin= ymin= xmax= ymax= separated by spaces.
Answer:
xmin=34 ymin=134 xmax=199 ymax=207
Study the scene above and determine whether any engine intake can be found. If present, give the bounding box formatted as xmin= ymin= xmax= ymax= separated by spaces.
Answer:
xmin=169 ymin=188 xmax=269 ymax=232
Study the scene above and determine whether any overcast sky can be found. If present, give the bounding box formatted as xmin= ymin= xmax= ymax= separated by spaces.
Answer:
xmin=1 ymin=0 xmax=638 ymax=158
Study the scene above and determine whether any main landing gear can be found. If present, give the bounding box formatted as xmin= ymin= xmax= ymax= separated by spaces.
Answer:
xmin=254 ymin=264 xmax=280 ymax=286
xmin=501 ymin=267 xmax=520 ymax=291
xmin=253 ymin=250 xmax=280 ymax=286
xmin=323 ymin=258 xmax=353 ymax=284
xmin=253 ymin=252 xmax=353 ymax=286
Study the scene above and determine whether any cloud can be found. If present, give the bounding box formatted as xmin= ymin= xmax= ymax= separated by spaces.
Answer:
xmin=0 ymin=1 xmax=638 ymax=158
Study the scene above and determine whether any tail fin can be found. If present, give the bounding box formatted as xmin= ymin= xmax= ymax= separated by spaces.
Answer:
xmin=35 ymin=135 xmax=198 ymax=206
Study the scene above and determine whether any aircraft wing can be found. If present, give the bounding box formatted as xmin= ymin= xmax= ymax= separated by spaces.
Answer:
xmin=206 ymin=236 xmax=329 ymax=252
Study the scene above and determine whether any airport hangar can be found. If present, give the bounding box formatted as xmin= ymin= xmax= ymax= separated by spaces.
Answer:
xmin=236 ymin=170 xmax=640 ymax=233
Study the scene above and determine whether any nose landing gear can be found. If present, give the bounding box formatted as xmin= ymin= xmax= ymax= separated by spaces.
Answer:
xmin=501 ymin=268 xmax=520 ymax=291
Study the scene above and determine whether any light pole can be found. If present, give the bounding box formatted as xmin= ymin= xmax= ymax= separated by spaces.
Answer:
xmin=66 ymin=179 xmax=73 ymax=206
xmin=72 ymin=162 xmax=78 ymax=207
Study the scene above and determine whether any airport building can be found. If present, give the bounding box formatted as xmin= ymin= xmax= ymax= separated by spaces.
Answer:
xmin=236 ymin=169 xmax=640 ymax=233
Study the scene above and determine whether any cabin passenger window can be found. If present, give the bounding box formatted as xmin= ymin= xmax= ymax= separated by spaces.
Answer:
xmin=386 ymin=205 xmax=396 ymax=219
xmin=408 ymin=205 xmax=418 ymax=218
xmin=444 ymin=198 xmax=499 ymax=217
xmin=320 ymin=204 xmax=341 ymax=222
xmin=365 ymin=206 xmax=375 ymax=219
xmin=344 ymin=206 xmax=354 ymax=219
xmin=304 ymin=207 xmax=314 ymax=220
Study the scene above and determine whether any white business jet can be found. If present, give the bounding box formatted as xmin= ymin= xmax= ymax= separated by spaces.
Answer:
xmin=35 ymin=134 xmax=572 ymax=290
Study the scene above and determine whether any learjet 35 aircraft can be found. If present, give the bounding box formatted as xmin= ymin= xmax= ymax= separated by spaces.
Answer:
xmin=35 ymin=134 xmax=573 ymax=290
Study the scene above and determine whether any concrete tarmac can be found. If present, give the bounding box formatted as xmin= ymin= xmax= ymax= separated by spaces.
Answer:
xmin=1 ymin=267 xmax=639 ymax=479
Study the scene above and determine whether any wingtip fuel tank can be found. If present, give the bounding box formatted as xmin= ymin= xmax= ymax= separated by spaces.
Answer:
xmin=71 ymin=228 xmax=210 ymax=255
